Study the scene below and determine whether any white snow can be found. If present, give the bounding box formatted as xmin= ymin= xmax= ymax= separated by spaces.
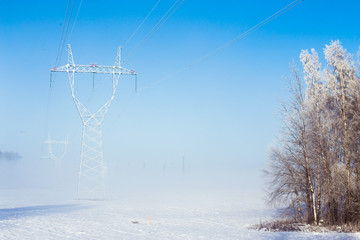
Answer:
xmin=0 ymin=188 xmax=359 ymax=240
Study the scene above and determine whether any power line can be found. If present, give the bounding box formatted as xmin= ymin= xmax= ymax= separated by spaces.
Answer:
xmin=127 ymin=0 xmax=183 ymax=60
xmin=68 ymin=0 xmax=83 ymax=42
xmin=189 ymin=0 xmax=304 ymax=67
xmin=125 ymin=0 xmax=184 ymax=62
xmin=150 ymin=0 xmax=184 ymax=41
xmin=51 ymin=0 xmax=79 ymax=128
xmin=124 ymin=0 xmax=161 ymax=48
xmin=113 ymin=0 xmax=304 ymax=122
xmin=55 ymin=0 xmax=72 ymax=67
xmin=57 ymin=0 xmax=76 ymax=66
xmin=138 ymin=0 xmax=304 ymax=92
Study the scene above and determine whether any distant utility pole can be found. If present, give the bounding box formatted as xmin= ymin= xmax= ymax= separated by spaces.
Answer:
xmin=51 ymin=44 xmax=137 ymax=200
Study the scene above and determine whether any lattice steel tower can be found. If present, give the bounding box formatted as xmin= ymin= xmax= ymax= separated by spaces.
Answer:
xmin=43 ymin=134 xmax=70 ymax=166
xmin=51 ymin=44 xmax=137 ymax=199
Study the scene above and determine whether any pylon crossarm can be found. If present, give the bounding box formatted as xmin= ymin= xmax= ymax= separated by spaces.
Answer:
xmin=51 ymin=64 xmax=137 ymax=75
xmin=51 ymin=45 xmax=136 ymax=75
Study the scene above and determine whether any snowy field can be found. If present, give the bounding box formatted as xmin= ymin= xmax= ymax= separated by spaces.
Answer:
xmin=1 ymin=187 xmax=359 ymax=240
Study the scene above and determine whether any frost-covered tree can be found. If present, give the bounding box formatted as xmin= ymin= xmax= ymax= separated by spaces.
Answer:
xmin=266 ymin=145 xmax=303 ymax=222
xmin=300 ymin=48 xmax=324 ymax=224
xmin=324 ymin=41 xmax=359 ymax=223
xmin=267 ymin=67 xmax=317 ymax=224
xmin=266 ymin=40 xmax=360 ymax=226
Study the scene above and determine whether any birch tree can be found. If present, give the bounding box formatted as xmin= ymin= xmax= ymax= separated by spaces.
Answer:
xmin=300 ymin=48 xmax=329 ymax=224
xmin=324 ymin=40 xmax=358 ymax=222
xmin=267 ymin=67 xmax=316 ymax=224
xmin=266 ymin=40 xmax=360 ymax=226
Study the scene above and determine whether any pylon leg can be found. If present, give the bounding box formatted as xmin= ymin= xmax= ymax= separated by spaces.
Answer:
xmin=77 ymin=123 xmax=105 ymax=200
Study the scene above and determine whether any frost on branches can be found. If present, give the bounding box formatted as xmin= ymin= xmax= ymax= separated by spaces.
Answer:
xmin=266 ymin=40 xmax=360 ymax=227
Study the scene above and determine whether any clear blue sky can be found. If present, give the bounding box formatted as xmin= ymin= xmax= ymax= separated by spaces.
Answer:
xmin=0 ymin=0 xmax=359 ymax=194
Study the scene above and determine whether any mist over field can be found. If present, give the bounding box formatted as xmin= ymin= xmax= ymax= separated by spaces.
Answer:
xmin=1 ymin=0 xmax=360 ymax=239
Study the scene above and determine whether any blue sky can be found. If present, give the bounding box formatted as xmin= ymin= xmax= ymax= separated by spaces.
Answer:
xmin=0 ymin=0 xmax=359 ymax=195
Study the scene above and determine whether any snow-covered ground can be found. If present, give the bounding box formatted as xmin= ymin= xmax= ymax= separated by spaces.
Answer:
xmin=0 ymin=188 xmax=359 ymax=240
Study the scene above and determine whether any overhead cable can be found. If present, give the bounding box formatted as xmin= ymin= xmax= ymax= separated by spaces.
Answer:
xmin=124 ymin=0 xmax=162 ymax=47
xmin=189 ymin=0 xmax=304 ymax=67
xmin=138 ymin=0 xmax=304 ymax=92
xmin=68 ymin=0 xmax=84 ymax=42
xmin=125 ymin=0 xmax=185 ymax=62
xmin=57 ymin=0 xmax=76 ymax=66
xmin=55 ymin=0 xmax=72 ymax=67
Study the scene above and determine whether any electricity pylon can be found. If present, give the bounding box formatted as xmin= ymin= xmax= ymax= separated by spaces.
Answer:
xmin=43 ymin=134 xmax=70 ymax=166
xmin=51 ymin=44 xmax=137 ymax=199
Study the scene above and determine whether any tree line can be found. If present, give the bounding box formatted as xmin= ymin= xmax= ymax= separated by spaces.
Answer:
xmin=266 ymin=40 xmax=360 ymax=226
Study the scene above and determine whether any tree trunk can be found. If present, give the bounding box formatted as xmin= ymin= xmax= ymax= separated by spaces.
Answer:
xmin=340 ymin=76 xmax=351 ymax=223
xmin=322 ymin=153 xmax=333 ymax=225
xmin=356 ymin=140 xmax=360 ymax=224
xmin=294 ymin=187 xmax=302 ymax=222
xmin=303 ymin=121 xmax=317 ymax=224
xmin=317 ymin=155 xmax=321 ymax=224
